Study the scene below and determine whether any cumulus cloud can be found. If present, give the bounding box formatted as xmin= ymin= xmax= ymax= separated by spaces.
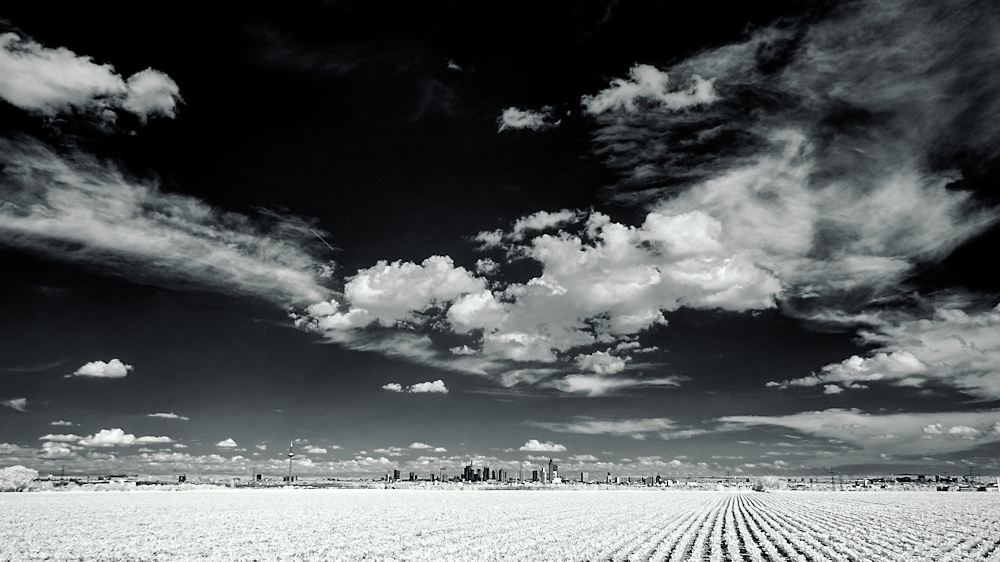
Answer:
xmin=719 ymin=408 xmax=1000 ymax=458
xmin=0 ymin=138 xmax=330 ymax=306
xmin=120 ymin=69 xmax=181 ymax=122
xmin=39 ymin=441 xmax=75 ymax=459
xmin=408 ymin=380 xmax=449 ymax=394
xmin=299 ymin=206 xmax=778 ymax=388
xmin=770 ymin=305 xmax=1000 ymax=399
xmin=72 ymin=358 xmax=132 ymax=378
xmin=519 ymin=439 xmax=566 ymax=452
xmin=497 ymin=106 xmax=560 ymax=132
xmin=302 ymin=445 xmax=327 ymax=454
xmin=569 ymin=454 xmax=598 ymax=462
xmin=148 ymin=412 xmax=189 ymax=421
xmin=215 ymin=438 xmax=238 ymax=448
xmin=382 ymin=380 xmax=449 ymax=394
xmin=409 ymin=442 xmax=432 ymax=449
xmin=78 ymin=428 xmax=172 ymax=447
xmin=0 ymin=32 xmax=180 ymax=122
xmin=528 ymin=417 xmax=676 ymax=440
xmin=50 ymin=420 xmax=75 ymax=426
xmin=0 ymin=398 xmax=27 ymax=412
xmin=582 ymin=64 xmax=717 ymax=114
xmin=510 ymin=210 xmax=581 ymax=241
xmin=575 ymin=351 xmax=628 ymax=375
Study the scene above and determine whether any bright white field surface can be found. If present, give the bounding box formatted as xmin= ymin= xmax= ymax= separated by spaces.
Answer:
xmin=2 ymin=490 xmax=1000 ymax=561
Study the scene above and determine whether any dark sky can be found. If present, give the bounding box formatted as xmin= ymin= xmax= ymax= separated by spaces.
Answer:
xmin=2 ymin=0 xmax=1000 ymax=479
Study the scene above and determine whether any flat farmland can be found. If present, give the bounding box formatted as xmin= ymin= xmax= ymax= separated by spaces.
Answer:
xmin=2 ymin=489 xmax=1000 ymax=561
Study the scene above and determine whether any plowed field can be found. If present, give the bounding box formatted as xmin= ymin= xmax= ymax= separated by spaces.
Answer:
xmin=2 ymin=489 xmax=999 ymax=561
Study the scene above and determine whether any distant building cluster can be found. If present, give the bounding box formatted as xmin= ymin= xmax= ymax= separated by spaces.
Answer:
xmin=380 ymin=459 xmax=682 ymax=487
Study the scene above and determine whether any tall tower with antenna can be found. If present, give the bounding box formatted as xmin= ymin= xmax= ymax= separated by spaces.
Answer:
xmin=287 ymin=441 xmax=295 ymax=483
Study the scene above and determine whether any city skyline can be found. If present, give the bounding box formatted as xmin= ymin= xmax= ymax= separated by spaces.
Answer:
xmin=3 ymin=0 xmax=1000 ymax=480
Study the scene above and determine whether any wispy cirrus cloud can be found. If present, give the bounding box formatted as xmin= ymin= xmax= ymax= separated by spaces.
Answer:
xmin=771 ymin=304 xmax=1000 ymax=399
xmin=544 ymin=374 xmax=681 ymax=397
xmin=719 ymin=408 xmax=1000 ymax=459
xmin=584 ymin=0 xmax=1000 ymax=320
xmin=0 ymin=398 xmax=28 ymax=412
xmin=527 ymin=417 xmax=676 ymax=440
xmin=0 ymin=137 xmax=331 ymax=306
xmin=148 ymin=412 xmax=190 ymax=421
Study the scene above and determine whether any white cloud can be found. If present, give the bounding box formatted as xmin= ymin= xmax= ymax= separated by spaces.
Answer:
xmin=569 ymin=454 xmax=598 ymax=462
xmin=382 ymin=380 xmax=449 ymax=394
xmin=0 ymin=32 xmax=180 ymax=121
xmin=344 ymin=256 xmax=484 ymax=328
xmin=497 ymin=106 xmax=560 ymax=132
xmin=528 ymin=417 xmax=676 ymax=440
xmin=576 ymin=351 xmax=628 ymax=375
xmin=121 ymin=69 xmax=181 ymax=122
xmin=78 ymin=428 xmax=172 ymax=447
xmin=50 ymin=420 xmax=75 ymax=426
xmin=0 ymin=398 xmax=27 ymax=412
xmin=823 ymin=384 xmax=843 ymax=395
xmin=302 ymin=445 xmax=327 ymax=454
xmin=432 ymin=447 xmax=447 ymax=452
xmin=519 ymin=439 xmax=567 ymax=452
xmin=0 ymin=138 xmax=329 ymax=306
xmin=582 ymin=65 xmax=717 ymax=114
xmin=770 ymin=305 xmax=1000 ymax=399
xmin=72 ymin=358 xmax=132 ymax=378
xmin=408 ymin=380 xmax=448 ymax=394
xmin=287 ymin=0 xmax=1000 ymax=397
xmin=148 ymin=412 xmax=189 ymax=420
xmin=409 ymin=442 xmax=432 ymax=450
xmin=296 ymin=204 xmax=778 ymax=385
xmin=475 ymin=258 xmax=499 ymax=275
xmin=256 ymin=444 xmax=267 ymax=450
xmin=40 ymin=441 xmax=75 ymax=459
xmin=38 ymin=434 xmax=81 ymax=442
xmin=372 ymin=447 xmax=405 ymax=456
xmin=719 ymin=408 xmax=1000 ymax=459
xmin=581 ymin=0 xmax=1000 ymax=321
xmin=546 ymin=375 xmax=680 ymax=397
xmin=510 ymin=210 xmax=581 ymax=240
xmin=215 ymin=438 xmax=238 ymax=448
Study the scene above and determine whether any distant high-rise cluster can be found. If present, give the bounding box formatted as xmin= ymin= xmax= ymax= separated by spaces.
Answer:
xmin=376 ymin=459 xmax=676 ymax=487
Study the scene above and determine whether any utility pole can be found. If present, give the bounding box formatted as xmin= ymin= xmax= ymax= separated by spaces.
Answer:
xmin=829 ymin=468 xmax=836 ymax=491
